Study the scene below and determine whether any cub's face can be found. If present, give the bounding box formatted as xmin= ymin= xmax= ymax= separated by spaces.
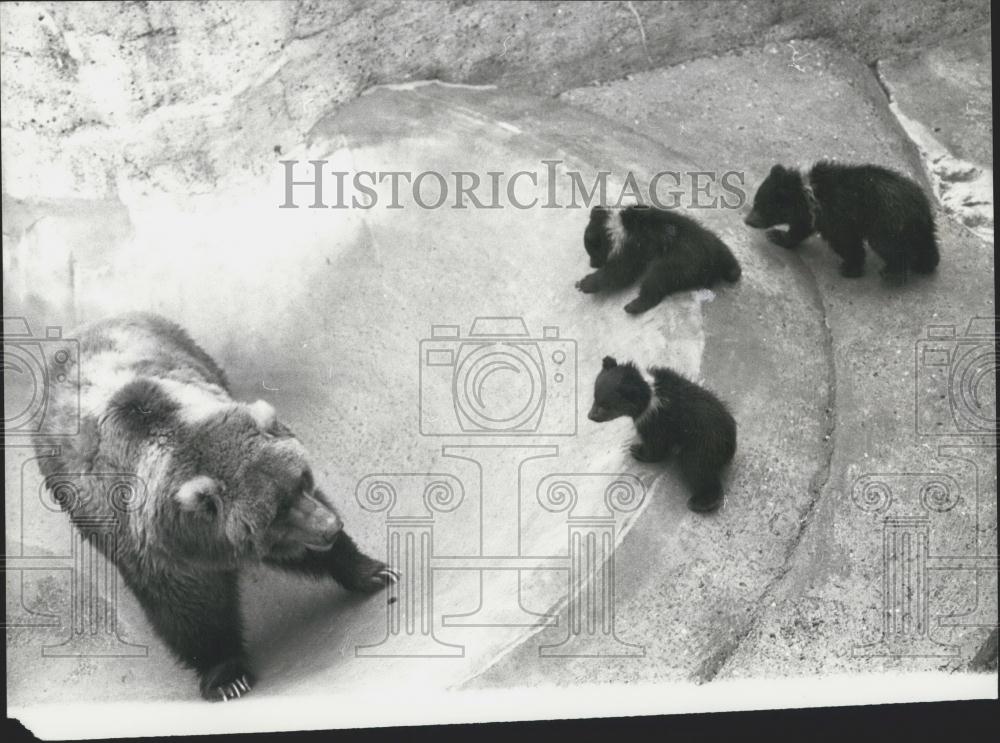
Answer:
xmin=588 ymin=356 xmax=646 ymax=422
xmin=584 ymin=207 xmax=611 ymax=268
xmin=744 ymin=164 xmax=796 ymax=229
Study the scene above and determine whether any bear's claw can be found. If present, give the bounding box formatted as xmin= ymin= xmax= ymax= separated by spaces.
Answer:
xmin=378 ymin=568 xmax=401 ymax=583
xmin=200 ymin=658 xmax=255 ymax=702
xmin=210 ymin=673 xmax=253 ymax=702
xmin=363 ymin=566 xmax=400 ymax=591
xmin=346 ymin=563 xmax=400 ymax=594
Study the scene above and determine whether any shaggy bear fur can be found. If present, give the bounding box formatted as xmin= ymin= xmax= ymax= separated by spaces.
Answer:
xmin=744 ymin=161 xmax=940 ymax=280
xmin=587 ymin=356 xmax=736 ymax=512
xmin=33 ymin=313 xmax=396 ymax=701
xmin=576 ymin=205 xmax=742 ymax=314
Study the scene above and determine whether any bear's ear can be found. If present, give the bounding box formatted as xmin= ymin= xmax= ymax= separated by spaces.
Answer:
xmin=248 ymin=399 xmax=277 ymax=430
xmin=602 ymin=356 xmax=618 ymax=370
xmin=770 ymin=164 xmax=786 ymax=176
xmin=175 ymin=475 xmax=223 ymax=515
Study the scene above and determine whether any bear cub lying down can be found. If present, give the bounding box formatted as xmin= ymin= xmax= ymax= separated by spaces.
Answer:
xmin=588 ymin=356 xmax=737 ymax=513
xmin=576 ymin=205 xmax=742 ymax=314
xmin=745 ymin=161 xmax=940 ymax=281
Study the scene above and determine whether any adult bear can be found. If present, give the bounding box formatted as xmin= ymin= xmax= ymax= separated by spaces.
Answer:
xmin=33 ymin=312 xmax=395 ymax=701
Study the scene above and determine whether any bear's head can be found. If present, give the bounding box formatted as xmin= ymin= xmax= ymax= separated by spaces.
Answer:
xmin=102 ymin=379 xmax=342 ymax=567
xmin=744 ymin=164 xmax=803 ymax=229
xmin=587 ymin=356 xmax=651 ymax=422
xmin=584 ymin=206 xmax=612 ymax=268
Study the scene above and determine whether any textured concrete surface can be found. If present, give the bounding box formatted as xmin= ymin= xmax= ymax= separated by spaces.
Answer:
xmin=6 ymin=81 xmax=800 ymax=729
xmin=3 ymin=1 xmax=996 ymax=738
xmin=473 ymin=38 xmax=996 ymax=689
xmin=878 ymin=28 xmax=993 ymax=168
xmin=876 ymin=28 xmax=993 ymax=243
xmin=0 ymin=1 xmax=991 ymax=200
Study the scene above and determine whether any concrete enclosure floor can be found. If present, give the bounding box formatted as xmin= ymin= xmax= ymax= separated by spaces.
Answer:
xmin=3 ymin=2 xmax=995 ymax=738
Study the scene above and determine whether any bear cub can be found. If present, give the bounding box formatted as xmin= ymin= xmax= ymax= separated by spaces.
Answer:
xmin=588 ymin=356 xmax=736 ymax=512
xmin=576 ymin=205 xmax=742 ymax=314
xmin=744 ymin=161 xmax=940 ymax=281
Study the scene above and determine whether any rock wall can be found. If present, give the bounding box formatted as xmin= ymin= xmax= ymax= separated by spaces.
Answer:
xmin=1 ymin=0 xmax=990 ymax=200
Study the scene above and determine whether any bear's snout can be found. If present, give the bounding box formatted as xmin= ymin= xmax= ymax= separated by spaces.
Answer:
xmin=588 ymin=406 xmax=613 ymax=423
xmin=269 ymin=491 xmax=343 ymax=552
xmin=743 ymin=210 xmax=766 ymax=228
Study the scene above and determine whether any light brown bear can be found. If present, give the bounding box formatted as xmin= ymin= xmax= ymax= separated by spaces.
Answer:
xmin=34 ymin=313 xmax=395 ymax=701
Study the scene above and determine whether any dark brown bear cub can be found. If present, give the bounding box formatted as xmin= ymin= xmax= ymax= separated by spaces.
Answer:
xmin=576 ymin=205 xmax=741 ymax=314
xmin=34 ymin=313 xmax=396 ymax=701
xmin=587 ymin=357 xmax=736 ymax=512
xmin=744 ymin=161 xmax=940 ymax=281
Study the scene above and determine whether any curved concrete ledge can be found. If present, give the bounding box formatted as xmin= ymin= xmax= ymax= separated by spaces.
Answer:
xmin=4 ymin=82 xmax=834 ymax=721
xmin=474 ymin=39 xmax=995 ymax=690
xmin=4 ymin=30 xmax=995 ymax=740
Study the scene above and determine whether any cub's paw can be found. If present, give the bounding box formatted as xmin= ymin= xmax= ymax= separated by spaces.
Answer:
xmin=839 ymin=262 xmax=865 ymax=278
xmin=687 ymin=494 xmax=723 ymax=514
xmin=623 ymin=298 xmax=652 ymax=315
xmin=575 ymin=275 xmax=600 ymax=294
xmin=765 ymin=229 xmax=795 ymax=249
xmin=200 ymin=659 xmax=255 ymax=702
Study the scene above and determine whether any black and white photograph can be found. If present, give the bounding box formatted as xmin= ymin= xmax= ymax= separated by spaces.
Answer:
xmin=2 ymin=0 xmax=996 ymax=739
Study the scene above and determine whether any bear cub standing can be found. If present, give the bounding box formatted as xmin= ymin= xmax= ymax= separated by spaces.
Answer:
xmin=744 ymin=161 xmax=940 ymax=280
xmin=576 ymin=205 xmax=742 ymax=314
xmin=588 ymin=356 xmax=736 ymax=512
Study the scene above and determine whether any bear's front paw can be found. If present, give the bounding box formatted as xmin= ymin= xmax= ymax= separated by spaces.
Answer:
xmin=345 ymin=560 xmax=400 ymax=595
xmin=687 ymin=493 xmax=723 ymax=513
xmin=200 ymin=659 xmax=255 ymax=702
xmin=765 ymin=228 xmax=795 ymax=249
xmin=624 ymin=297 xmax=655 ymax=315
xmin=575 ymin=274 xmax=601 ymax=293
